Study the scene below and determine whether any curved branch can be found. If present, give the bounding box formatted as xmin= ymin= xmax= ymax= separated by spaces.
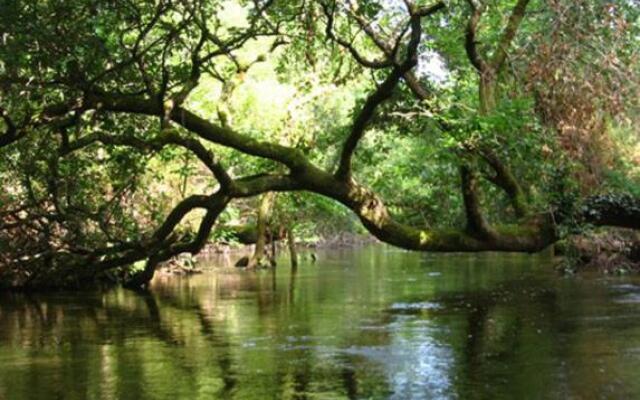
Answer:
xmin=63 ymin=129 xmax=233 ymax=189
xmin=123 ymin=193 xmax=230 ymax=289
xmin=85 ymin=92 xmax=313 ymax=172
xmin=297 ymin=169 xmax=556 ymax=252
xmin=119 ymin=172 xmax=300 ymax=289
xmin=343 ymin=2 xmax=444 ymax=102
xmin=321 ymin=2 xmax=393 ymax=69
xmin=335 ymin=15 xmax=423 ymax=180
xmin=460 ymin=165 xmax=494 ymax=237
xmin=465 ymin=0 xmax=488 ymax=73
xmin=479 ymin=149 xmax=528 ymax=218
xmin=82 ymin=90 xmax=556 ymax=256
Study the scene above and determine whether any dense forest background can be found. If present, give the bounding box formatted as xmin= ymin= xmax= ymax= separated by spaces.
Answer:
xmin=0 ymin=0 xmax=639 ymax=288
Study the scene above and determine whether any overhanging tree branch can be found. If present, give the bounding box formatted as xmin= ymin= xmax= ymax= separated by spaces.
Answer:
xmin=339 ymin=1 xmax=445 ymax=102
xmin=3 ymin=0 xmax=639 ymax=292
xmin=335 ymin=14 xmax=423 ymax=181
xmin=85 ymin=92 xmax=312 ymax=172
xmin=78 ymin=90 xmax=559 ymax=254
xmin=62 ymin=129 xmax=233 ymax=189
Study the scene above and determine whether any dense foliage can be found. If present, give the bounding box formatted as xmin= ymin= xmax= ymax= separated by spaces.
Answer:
xmin=1 ymin=0 xmax=639 ymax=288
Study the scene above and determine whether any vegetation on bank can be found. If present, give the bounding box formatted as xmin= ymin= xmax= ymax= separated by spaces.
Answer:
xmin=0 ymin=0 xmax=639 ymax=289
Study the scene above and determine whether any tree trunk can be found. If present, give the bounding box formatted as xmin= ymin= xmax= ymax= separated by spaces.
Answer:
xmin=287 ymin=227 xmax=298 ymax=269
xmin=269 ymin=230 xmax=277 ymax=267
xmin=248 ymin=192 xmax=276 ymax=268
xmin=479 ymin=73 xmax=497 ymax=115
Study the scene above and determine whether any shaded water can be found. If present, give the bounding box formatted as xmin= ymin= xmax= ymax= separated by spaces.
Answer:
xmin=2 ymin=246 xmax=640 ymax=399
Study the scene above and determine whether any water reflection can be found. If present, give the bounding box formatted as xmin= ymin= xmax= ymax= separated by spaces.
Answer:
xmin=1 ymin=246 xmax=640 ymax=399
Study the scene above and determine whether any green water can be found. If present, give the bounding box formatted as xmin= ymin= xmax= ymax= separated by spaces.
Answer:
xmin=1 ymin=246 xmax=640 ymax=399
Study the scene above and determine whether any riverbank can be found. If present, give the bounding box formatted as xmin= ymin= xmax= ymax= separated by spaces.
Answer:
xmin=555 ymin=228 xmax=640 ymax=275
xmin=155 ymin=232 xmax=378 ymax=275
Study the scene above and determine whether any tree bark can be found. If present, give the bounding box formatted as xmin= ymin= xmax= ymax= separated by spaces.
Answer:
xmin=287 ymin=227 xmax=298 ymax=269
xmin=248 ymin=192 xmax=276 ymax=268
xmin=461 ymin=165 xmax=494 ymax=238
xmin=479 ymin=73 xmax=497 ymax=115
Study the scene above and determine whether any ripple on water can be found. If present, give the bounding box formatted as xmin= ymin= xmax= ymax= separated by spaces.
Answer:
xmin=615 ymin=293 xmax=640 ymax=304
xmin=607 ymin=283 xmax=640 ymax=304
xmin=610 ymin=284 xmax=640 ymax=292
xmin=389 ymin=301 xmax=442 ymax=311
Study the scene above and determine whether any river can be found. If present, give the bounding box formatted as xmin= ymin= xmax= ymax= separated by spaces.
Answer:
xmin=1 ymin=245 xmax=640 ymax=399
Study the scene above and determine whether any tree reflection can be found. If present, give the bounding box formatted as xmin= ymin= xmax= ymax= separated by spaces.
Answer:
xmin=1 ymin=249 xmax=640 ymax=399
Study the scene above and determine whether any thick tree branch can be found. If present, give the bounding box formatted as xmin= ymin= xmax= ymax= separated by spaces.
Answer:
xmin=465 ymin=0 xmax=488 ymax=73
xmin=296 ymin=169 xmax=556 ymax=253
xmin=230 ymin=174 xmax=300 ymax=197
xmin=68 ymin=171 xmax=299 ymax=289
xmin=118 ymin=171 xmax=301 ymax=289
xmin=85 ymin=92 xmax=313 ymax=172
xmin=491 ymin=0 xmax=531 ymax=71
xmin=460 ymin=165 xmax=495 ymax=238
xmin=123 ymin=193 xmax=229 ymax=290
xmin=335 ymin=15 xmax=423 ymax=180
xmin=479 ymin=149 xmax=528 ymax=218
xmin=80 ymin=90 xmax=558 ymax=257
xmin=63 ymin=129 xmax=233 ymax=189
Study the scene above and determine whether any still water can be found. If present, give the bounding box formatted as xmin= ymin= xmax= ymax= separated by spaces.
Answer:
xmin=1 ymin=246 xmax=640 ymax=399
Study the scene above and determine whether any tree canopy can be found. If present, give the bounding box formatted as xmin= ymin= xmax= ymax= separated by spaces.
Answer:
xmin=1 ymin=0 xmax=639 ymax=288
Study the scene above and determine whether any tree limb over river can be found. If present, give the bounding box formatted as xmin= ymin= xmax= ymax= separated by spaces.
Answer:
xmin=1 ymin=0 xmax=639 ymax=288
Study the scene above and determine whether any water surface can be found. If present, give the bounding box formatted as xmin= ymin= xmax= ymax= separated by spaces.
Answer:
xmin=2 ymin=246 xmax=640 ymax=399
